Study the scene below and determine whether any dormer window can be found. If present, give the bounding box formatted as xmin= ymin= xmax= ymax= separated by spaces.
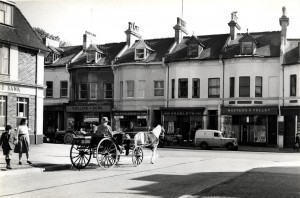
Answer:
xmin=186 ymin=35 xmax=205 ymax=58
xmin=45 ymin=53 xmax=60 ymax=64
xmin=187 ymin=44 xmax=203 ymax=57
xmin=0 ymin=2 xmax=13 ymax=26
xmin=135 ymin=48 xmax=151 ymax=60
xmin=86 ymin=44 xmax=104 ymax=63
xmin=241 ymin=42 xmax=254 ymax=55
xmin=134 ymin=40 xmax=154 ymax=60
xmin=239 ymin=33 xmax=257 ymax=55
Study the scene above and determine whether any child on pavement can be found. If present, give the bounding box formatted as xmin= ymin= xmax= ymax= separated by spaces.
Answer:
xmin=0 ymin=125 xmax=17 ymax=169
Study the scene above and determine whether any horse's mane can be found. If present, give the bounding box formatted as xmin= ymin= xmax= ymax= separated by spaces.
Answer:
xmin=151 ymin=125 xmax=162 ymax=139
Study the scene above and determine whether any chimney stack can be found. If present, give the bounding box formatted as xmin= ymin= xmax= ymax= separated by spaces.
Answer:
xmin=173 ymin=17 xmax=188 ymax=44
xmin=125 ymin=22 xmax=141 ymax=47
xmin=279 ymin=6 xmax=289 ymax=45
xmin=228 ymin=12 xmax=241 ymax=40
xmin=83 ymin=31 xmax=96 ymax=51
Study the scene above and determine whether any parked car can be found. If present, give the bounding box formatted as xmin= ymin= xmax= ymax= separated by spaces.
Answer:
xmin=194 ymin=130 xmax=238 ymax=150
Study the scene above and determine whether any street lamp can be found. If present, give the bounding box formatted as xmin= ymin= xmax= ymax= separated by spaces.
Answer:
xmin=142 ymin=106 xmax=150 ymax=131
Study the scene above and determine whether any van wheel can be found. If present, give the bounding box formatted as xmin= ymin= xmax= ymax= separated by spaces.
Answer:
xmin=200 ymin=143 xmax=208 ymax=150
xmin=64 ymin=133 xmax=75 ymax=144
xmin=226 ymin=143 xmax=234 ymax=150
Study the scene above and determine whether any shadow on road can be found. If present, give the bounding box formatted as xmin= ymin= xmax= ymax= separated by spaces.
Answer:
xmin=127 ymin=166 xmax=300 ymax=198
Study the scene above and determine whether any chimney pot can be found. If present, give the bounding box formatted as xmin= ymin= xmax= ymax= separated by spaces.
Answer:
xmin=228 ymin=11 xmax=241 ymax=40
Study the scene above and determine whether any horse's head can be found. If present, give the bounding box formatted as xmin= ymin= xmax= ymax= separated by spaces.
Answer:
xmin=151 ymin=125 xmax=162 ymax=139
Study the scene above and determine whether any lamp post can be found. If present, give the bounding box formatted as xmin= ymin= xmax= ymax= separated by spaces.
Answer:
xmin=142 ymin=106 xmax=150 ymax=131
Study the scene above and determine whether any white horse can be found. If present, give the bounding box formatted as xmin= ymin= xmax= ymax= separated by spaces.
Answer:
xmin=134 ymin=125 xmax=162 ymax=164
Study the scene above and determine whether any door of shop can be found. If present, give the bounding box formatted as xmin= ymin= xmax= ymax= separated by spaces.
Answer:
xmin=268 ymin=116 xmax=277 ymax=145
xmin=240 ymin=124 xmax=249 ymax=144
xmin=284 ymin=116 xmax=295 ymax=147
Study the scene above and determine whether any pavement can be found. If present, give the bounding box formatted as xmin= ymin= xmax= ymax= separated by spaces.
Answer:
xmin=0 ymin=143 xmax=298 ymax=177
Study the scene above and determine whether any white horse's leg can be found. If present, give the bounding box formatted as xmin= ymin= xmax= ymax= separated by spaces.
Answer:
xmin=151 ymin=144 xmax=158 ymax=164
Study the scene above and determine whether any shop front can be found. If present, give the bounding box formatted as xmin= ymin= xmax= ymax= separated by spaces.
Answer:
xmin=112 ymin=111 xmax=148 ymax=134
xmin=221 ymin=106 xmax=278 ymax=146
xmin=280 ymin=106 xmax=300 ymax=147
xmin=161 ymin=107 xmax=205 ymax=141
xmin=66 ymin=104 xmax=111 ymax=132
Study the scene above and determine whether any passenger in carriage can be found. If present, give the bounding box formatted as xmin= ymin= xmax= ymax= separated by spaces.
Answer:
xmin=97 ymin=117 xmax=113 ymax=137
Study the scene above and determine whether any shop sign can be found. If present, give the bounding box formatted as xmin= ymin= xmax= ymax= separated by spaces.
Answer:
xmin=113 ymin=111 xmax=147 ymax=116
xmin=66 ymin=105 xmax=109 ymax=112
xmin=0 ymin=83 xmax=21 ymax=93
xmin=163 ymin=111 xmax=202 ymax=116
xmin=221 ymin=107 xmax=278 ymax=115
xmin=137 ymin=116 xmax=147 ymax=119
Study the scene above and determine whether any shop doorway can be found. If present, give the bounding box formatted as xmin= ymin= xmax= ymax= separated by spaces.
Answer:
xmin=284 ymin=116 xmax=295 ymax=147
xmin=268 ymin=116 xmax=277 ymax=145
xmin=241 ymin=124 xmax=249 ymax=144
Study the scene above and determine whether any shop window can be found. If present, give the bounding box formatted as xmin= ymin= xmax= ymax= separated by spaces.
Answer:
xmin=79 ymin=83 xmax=87 ymax=99
xmin=290 ymin=75 xmax=297 ymax=96
xmin=178 ymin=78 xmax=188 ymax=98
xmin=0 ymin=96 xmax=7 ymax=130
xmin=104 ymin=82 xmax=113 ymax=99
xmin=126 ymin=80 xmax=134 ymax=98
xmin=90 ymin=83 xmax=97 ymax=99
xmin=239 ymin=76 xmax=250 ymax=97
xmin=171 ymin=79 xmax=175 ymax=99
xmin=17 ymin=97 xmax=28 ymax=118
xmin=154 ymin=80 xmax=164 ymax=96
xmin=120 ymin=81 xmax=123 ymax=99
xmin=208 ymin=78 xmax=220 ymax=98
xmin=0 ymin=44 xmax=9 ymax=75
xmin=192 ymin=78 xmax=200 ymax=98
xmin=138 ymin=80 xmax=145 ymax=98
xmin=46 ymin=81 xmax=53 ymax=98
xmin=230 ymin=77 xmax=235 ymax=98
xmin=255 ymin=76 xmax=262 ymax=97
xmin=0 ymin=2 xmax=13 ymax=26
xmin=60 ymin=81 xmax=68 ymax=98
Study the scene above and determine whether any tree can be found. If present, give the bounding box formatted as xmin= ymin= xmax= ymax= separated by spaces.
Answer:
xmin=33 ymin=27 xmax=60 ymax=41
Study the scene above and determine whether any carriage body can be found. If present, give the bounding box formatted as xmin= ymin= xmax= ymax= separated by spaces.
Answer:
xmin=70 ymin=132 xmax=142 ymax=169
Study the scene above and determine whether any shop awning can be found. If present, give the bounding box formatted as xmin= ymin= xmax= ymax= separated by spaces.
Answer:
xmin=280 ymin=106 xmax=300 ymax=116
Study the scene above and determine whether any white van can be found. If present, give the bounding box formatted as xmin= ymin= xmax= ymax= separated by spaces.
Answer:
xmin=194 ymin=130 xmax=238 ymax=150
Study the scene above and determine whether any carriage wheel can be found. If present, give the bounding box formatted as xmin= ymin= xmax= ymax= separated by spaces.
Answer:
xmin=132 ymin=146 xmax=143 ymax=167
xmin=70 ymin=144 xmax=92 ymax=169
xmin=96 ymin=138 xmax=118 ymax=169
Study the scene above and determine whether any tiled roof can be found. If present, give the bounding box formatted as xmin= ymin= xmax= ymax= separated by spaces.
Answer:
xmin=165 ymin=34 xmax=229 ymax=63
xmin=283 ymin=39 xmax=300 ymax=65
xmin=46 ymin=45 xmax=82 ymax=67
xmin=69 ymin=42 xmax=126 ymax=68
xmin=222 ymin=31 xmax=281 ymax=58
xmin=116 ymin=38 xmax=175 ymax=64
xmin=0 ymin=5 xmax=48 ymax=52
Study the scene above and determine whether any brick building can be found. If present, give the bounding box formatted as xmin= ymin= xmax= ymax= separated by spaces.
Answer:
xmin=0 ymin=0 xmax=48 ymax=144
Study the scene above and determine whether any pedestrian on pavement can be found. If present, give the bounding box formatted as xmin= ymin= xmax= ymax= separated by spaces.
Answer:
xmin=294 ymin=133 xmax=300 ymax=151
xmin=0 ymin=125 xmax=17 ymax=169
xmin=15 ymin=118 xmax=32 ymax=165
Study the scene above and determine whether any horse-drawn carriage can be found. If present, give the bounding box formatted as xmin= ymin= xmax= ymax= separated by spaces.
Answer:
xmin=69 ymin=125 xmax=162 ymax=170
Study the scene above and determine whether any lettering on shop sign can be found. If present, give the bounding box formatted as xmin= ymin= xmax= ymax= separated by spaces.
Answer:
xmin=66 ymin=106 xmax=105 ymax=112
xmin=163 ymin=111 xmax=202 ymax=116
xmin=113 ymin=111 xmax=147 ymax=116
xmin=0 ymin=84 xmax=21 ymax=93
xmin=221 ymin=107 xmax=278 ymax=115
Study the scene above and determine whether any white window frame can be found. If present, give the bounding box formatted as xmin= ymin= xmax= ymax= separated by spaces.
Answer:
xmin=126 ymin=80 xmax=134 ymax=98
xmin=154 ymin=80 xmax=164 ymax=96
xmin=17 ymin=97 xmax=28 ymax=118
xmin=0 ymin=96 xmax=7 ymax=130
xmin=0 ymin=44 xmax=9 ymax=75
xmin=87 ymin=51 xmax=95 ymax=63
xmin=60 ymin=81 xmax=68 ymax=98
xmin=138 ymin=80 xmax=146 ymax=98
xmin=90 ymin=83 xmax=97 ymax=99
xmin=120 ymin=81 xmax=123 ymax=99
xmin=0 ymin=2 xmax=13 ymax=26
xmin=135 ymin=48 xmax=145 ymax=60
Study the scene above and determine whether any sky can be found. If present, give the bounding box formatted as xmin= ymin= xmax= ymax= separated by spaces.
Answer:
xmin=15 ymin=0 xmax=300 ymax=46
